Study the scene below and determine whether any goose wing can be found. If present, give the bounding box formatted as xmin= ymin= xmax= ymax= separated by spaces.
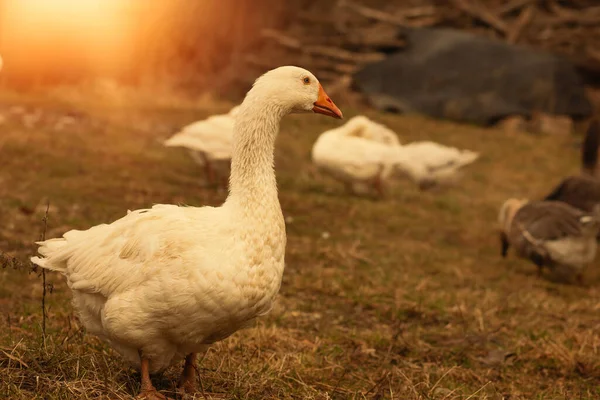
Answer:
xmin=312 ymin=133 xmax=398 ymax=180
xmin=543 ymin=175 xmax=600 ymax=213
xmin=400 ymin=141 xmax=479 ymax=170
xmin=515 ymin=201 xmax=586 ymax=241
xmin=31 ymin=204 xmax=230 ymax=298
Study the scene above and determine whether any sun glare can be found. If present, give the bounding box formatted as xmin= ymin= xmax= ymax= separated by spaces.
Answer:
xmin=0 ymin=0 xmax=133 ymax=78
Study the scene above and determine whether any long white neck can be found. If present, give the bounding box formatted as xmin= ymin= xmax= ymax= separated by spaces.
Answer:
xmin=226 ymin=97 xmax=286 ymax=213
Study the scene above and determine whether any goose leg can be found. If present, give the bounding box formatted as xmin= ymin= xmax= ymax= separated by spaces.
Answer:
xmin=202 ymin=158 xmax=215 ymax=186
xmin=529 ymin=253 xmax=545 ymax=278
xmin=221 ymin=175 xmax=230 ymax=190
xmin=536 ymin=265 xmax=543 ymax=278
xmin=500 ymin=233 xmax=510 ymax=257
xmin=137 ymin=353 xmax=166 ymax=400
xmin=205 ymin=164 xmax=214 ymax=185
xmin=373 ymin=175 xmax=385 ymax=198
xmin=214 ymin=168 xmax=229 ymax=192
xmin=418 ymin=179 xmax=436 ymax=191
xmin=223 ymin=162 xmax=232 ymax=189
xmin=343 ymin=181 xmax=354 ymax=194
xmin=177 ymin=353 xmax=199 ymax=394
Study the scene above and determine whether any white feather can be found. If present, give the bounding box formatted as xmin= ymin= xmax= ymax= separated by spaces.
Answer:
xmin=392 ymin=141 xmax=480 ymax=186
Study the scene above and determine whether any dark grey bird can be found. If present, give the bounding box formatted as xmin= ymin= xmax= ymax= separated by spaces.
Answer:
xmin=498 ymin=199 xmax=600 ymax=283
xmin=544 ymin=174 xmax=600 ymax=213
xmin=543 ymin=119 xmax=600 ymax=213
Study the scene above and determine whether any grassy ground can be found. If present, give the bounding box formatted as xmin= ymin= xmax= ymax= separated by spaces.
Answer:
xmin=0 ymin=87 xmax=599 ymax=400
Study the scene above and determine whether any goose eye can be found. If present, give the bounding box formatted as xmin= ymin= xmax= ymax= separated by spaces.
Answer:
xmin=303 ymin=77 xmax=310 ymax=85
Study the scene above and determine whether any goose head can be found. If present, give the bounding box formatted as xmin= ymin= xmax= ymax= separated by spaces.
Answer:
xmin=249 ymin=66 xmax=343 ymax=119
xmin=498 ymin=198 xmax=528 ymax=232
xmin=228 ymin=105 xmax=241 ymax=117
xmin=343 ymin=116 xmax=371 ymax=137
xmin=498 ymin=198 xmax=527 ymax=257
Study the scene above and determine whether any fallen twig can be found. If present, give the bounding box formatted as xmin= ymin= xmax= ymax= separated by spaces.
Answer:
xmin=451 ymin=0 xmax=509 ymax=34
xmin=496 ymin=0 xmax=537 ymax=16
xmin=345 ymin=2 xmax=439 ymax=27
xmin=40 ymin=201 xmax=50 ymax=345
xmin=507 ymin=4 xmax=535 ymax=43
xmin=261 ymin=29 xmax=385 ymax=64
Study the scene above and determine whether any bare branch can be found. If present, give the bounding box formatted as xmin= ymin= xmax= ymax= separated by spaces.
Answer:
xmin=345 ymin=2 xmax=439 ymax=27
xmin=40 ymin=201 xmax=50 ymax=346
xmin=261 ymin=29 xmax=385 ymax=64
xmin=450 ymin=0 xmax=509 ymax=34
xmin=507 ymin=5 xmax=536 ymax=43
xmin=496 ymin=0 xmax=537 ymax=16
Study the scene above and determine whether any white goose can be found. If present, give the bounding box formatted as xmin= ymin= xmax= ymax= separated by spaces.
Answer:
xmin=393 ymin=141 xmax=479 ymax=189
xmin=312 ymin=115 xmax=479 ymax=195
xmin=311 ymin=115 xmax=402 ymax=196
xmin=337 ymin=115 xmax=401 ymax=146
xmin=164 ymin=105 xmax=240 ymax=187
xmin=31 ymin=66 xmax=342 ymax=400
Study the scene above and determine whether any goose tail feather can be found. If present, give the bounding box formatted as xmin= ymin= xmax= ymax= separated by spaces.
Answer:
xmin=30 ymin=236 xmax=73 ymax=273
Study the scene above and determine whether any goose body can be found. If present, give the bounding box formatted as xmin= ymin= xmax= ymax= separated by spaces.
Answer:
xmin=312 ymin=116 xmax=479 ymax=194
xmin=164 ymin=106 xmax=240 ymax=186
xmin=31 ymin=66 xmax=342 ymax=399
xmin=34 ymin=203 xmax=277 ymax=368
xmin=544 ymin=175 xmax=600 ymax=213
xmin=498 ymin=199 xmax=600 ymax=282
xmin=544 ymin=119 xmax=600 ymax=225
xmin=311 ymin=115 xmax=402 ymax=196
xmin=543 ymin=119 xmax=600 ymax=216
xmin=393 ymin=141 xmax=479 ymax=189
xmin=337 ymin=115 xmax=401 ymax=146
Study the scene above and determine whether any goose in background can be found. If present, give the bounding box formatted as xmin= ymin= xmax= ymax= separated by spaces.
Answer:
xmin=498 ymin=199 xmax=600 ymax=283
xmin=311 ymin=115 xmax=402 ymax=196
xmin=337 ymin=115 xmax=401 ymax=146
xmin=393 ymin=141 xmax=479 ymax=189
xmin=544 ymin=175 xmax=600 ymax=214
xmin=582 ymin=119 xmax=600 ymax=179
xmin=164 ymin=105 xmax=240 ymax=187
xmin=31 ymin=66 xmax=342 ymax=400
xmin=311 ymin=115 xmax=479 ymax=195
xmin=544 ymin=119 xmax=600 ymax=214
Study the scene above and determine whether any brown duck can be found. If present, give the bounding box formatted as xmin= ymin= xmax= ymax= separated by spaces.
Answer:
xmin=498 ymin=199 xmax=600 ymax=283
xmin=543 ymin=119 xmax=600 ymax=212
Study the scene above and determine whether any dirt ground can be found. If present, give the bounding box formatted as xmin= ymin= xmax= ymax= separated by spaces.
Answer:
xmin=0 ymin=87 xmax=598 ymax=399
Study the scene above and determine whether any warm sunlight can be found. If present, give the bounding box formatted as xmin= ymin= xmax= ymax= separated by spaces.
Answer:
xmin=0 ymin=0 xmax=244 ymax=86
xmin=0 ymin=0 xmax=133 ymax=79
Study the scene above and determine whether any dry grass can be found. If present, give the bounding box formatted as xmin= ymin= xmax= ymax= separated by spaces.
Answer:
xmin=1 ymin=88 xmax=599 ymax=399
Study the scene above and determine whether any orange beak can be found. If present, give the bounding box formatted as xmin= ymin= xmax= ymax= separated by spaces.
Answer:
xmin=313 ymin=84 xmax=343 ymax=119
